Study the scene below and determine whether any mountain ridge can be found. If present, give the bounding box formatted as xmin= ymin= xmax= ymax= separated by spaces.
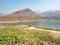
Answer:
xmin=40 ymin=10 xmax=60 ymax=19
xmin=0 ymin=8 xmax=42 ymax=21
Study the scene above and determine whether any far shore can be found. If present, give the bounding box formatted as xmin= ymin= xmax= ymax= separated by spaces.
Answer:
xmin=0 ymin=20 xmax=41 ymax=23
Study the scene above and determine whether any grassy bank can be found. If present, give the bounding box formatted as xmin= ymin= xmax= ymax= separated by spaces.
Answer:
xmin=0 ymin=25 xmax=60 ymax=45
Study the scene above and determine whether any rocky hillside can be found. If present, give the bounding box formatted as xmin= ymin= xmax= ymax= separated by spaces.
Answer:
xmin=0 ymin=8 xmax=42 ymax=21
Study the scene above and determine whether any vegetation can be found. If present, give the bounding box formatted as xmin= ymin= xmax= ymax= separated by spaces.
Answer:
xmin=0 ymin=25 xmax=60 ymax=45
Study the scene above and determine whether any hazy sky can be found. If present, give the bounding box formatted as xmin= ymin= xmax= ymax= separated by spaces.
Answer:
xmin=0 ymin=0 xmax=60 ymax=14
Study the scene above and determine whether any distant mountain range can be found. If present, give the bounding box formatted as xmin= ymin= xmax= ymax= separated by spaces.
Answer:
xmin=0 ymin=8 xmax=41 ymax=21
xmin=0 ymin=13 xmax=4 ymax=16
xmin=40 ymin=10 xmax=60 ymax=19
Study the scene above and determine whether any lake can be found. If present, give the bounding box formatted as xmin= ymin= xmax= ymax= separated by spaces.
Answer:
xmin=0 ymin=19 xmax=60 ymax=29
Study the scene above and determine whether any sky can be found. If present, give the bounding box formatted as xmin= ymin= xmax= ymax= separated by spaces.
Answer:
xmin=0 ymin=0 xmax=60 ymax=14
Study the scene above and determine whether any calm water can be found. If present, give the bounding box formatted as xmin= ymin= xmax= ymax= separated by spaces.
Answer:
xmin=0 ymin=19 xmax=60 ymax=29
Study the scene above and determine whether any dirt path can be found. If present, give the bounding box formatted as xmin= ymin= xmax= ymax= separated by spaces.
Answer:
xmin=25 ymin=27 xmax=60 ymax=38
xmin=38 ymin=28 xmax=60 ymax=38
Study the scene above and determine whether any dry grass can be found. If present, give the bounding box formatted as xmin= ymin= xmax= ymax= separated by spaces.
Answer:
xmin=0 ymin=25 xmax=60 ymax=45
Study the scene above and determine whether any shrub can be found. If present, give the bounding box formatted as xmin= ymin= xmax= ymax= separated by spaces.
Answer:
xmin=0 ymin=32 xmax=19 ymax=45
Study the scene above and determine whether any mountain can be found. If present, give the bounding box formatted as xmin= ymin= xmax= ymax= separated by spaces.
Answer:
xmin=40 ymin=10 xmax=60 ymax=19
xmin=0 ymin=13 xmax=4 ymax=16
xmin=0 ymin=8 xmax=41 ymax=21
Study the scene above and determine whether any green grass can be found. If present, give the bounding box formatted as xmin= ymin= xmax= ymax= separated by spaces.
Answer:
xmin=0 ymin=25 xmax=60 ymax=45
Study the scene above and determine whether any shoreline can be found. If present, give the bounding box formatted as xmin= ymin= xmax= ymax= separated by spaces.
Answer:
xmin=0 ymin=20 xmax=41 ymax=23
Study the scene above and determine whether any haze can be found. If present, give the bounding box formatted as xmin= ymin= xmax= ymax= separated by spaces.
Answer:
xmin=0 ymin=0 xmax=60 ymax=14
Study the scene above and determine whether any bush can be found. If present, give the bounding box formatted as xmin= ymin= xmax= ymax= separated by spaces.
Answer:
xmin=0 ymin=32 xmax=19 ymax=45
